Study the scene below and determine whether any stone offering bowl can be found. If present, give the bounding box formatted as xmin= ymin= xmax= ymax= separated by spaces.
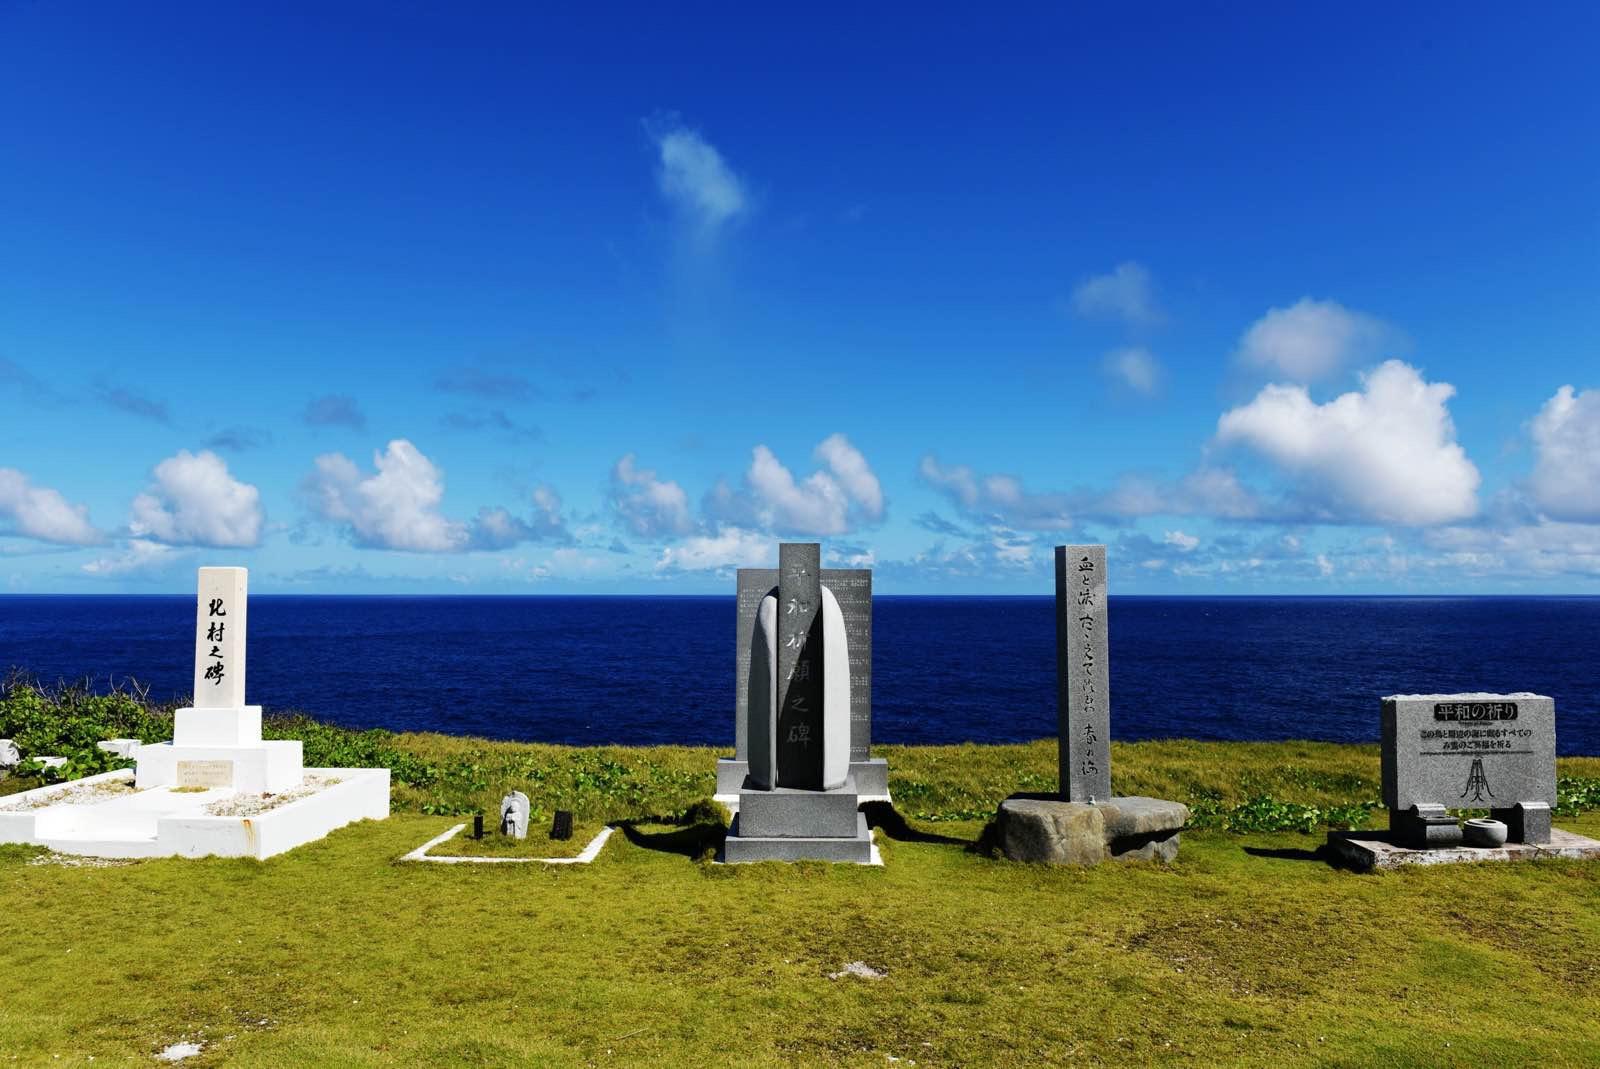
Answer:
xmin=1463 ymin=818 xmax=1508 ymax=848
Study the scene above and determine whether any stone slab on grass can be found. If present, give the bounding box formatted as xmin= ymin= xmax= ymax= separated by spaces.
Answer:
xmin=1327 ymin=826 xmax=1600 ymax=872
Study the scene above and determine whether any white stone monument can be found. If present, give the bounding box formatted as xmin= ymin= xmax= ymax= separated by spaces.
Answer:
xmin=136 ymin=567 xmax=304 ymax=794
xmin=0 ymin=567 xmax=390 ymax=860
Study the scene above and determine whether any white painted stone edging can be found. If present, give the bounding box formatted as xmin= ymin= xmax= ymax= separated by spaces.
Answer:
xmin=402 ymin=822 xmax=616 ymax=865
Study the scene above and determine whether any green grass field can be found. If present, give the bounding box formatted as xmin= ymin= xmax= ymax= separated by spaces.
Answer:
xmin=3 ymin=731 xmax=1600 ymax=1067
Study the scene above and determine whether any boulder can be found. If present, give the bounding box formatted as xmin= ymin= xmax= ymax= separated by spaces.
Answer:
xmin=995 ymin=794 xmax=1188 ymax=865
xmin=0 ymin=739 xmax=19 ymax=769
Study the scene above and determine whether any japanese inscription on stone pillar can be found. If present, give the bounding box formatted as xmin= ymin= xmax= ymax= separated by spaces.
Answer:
xmin=192 ymin=566 xmax=248 ymax=709
xmin=775 ymin=543 xmax=824 ymax=788
xmin=1056 ymin=545 xmax=1111 ymax=803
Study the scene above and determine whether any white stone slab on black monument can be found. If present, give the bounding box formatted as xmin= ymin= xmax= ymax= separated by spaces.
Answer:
xmin=717 ymin=564 xmax=888 ymax=801
xmin=992 ymin=546 xmax=1188 ymax=866
xmin=722 ymin=543 xmax=876 ymax=864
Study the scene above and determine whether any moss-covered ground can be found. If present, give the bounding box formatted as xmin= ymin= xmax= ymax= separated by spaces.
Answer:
xmin=3 ymin=731 xmax=1600 ymax=1067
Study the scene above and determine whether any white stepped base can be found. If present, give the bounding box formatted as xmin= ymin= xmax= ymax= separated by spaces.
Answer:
xmin=0 ymin=767 xmax=389 ymax=860
xmin=136 ymin=739 xmax=304 ymax=794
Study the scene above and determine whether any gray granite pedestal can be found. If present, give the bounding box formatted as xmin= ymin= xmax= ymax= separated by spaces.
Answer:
xmin=995 ymin=794 xmax=1188 ymax=865
xmin=722 ymin=774 xmax=875 ymax=864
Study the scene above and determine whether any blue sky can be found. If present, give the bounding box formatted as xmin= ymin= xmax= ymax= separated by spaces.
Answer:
xmin=2 ymin=4 xmax=1598 ymax=594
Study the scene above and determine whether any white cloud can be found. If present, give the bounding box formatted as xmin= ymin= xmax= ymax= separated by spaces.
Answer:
xmin=129 ymin=450 xmax=263 ymax=548
xmin=1164 ymin=530 xmax=1199 ymax=552
xmin=0 ymin=469 xmax=101 ymax=545
xmin=1070 ymin=262 xmax=1160 ymax=326
xmin=1424 ymin=519 xmax=1600 ymax=578
xmin=655 ymin=526 xmax=774 ymax=573
xmin=610 ymin=455 xmax=694 ymax=537
xmin=1528 ymin=385 xmax=1600 ymax=521
xmin=1103 ymin=347 xmax=1162 ymax=395
xmin=1215 ymin=359 xmax=1479 ymax=526
xmin=646 ymin=116 xmax=747 ymax=231
xmin=708 ymin=436 xmax=884 ymax=536
xmin=82 ymin=538 xmax=184 ymax=577
xmin=918 ymin=456 xmax=1073 ymax=530
xmin=814 ymin=434 xmax=884 ymax=519
xmin=306 ymin=439 xmax=468 ymax=552
xmin=1234 ymin=297 xmax=1392 ymax=381
xmin=466 ymin=484 xmax=570 ymax=550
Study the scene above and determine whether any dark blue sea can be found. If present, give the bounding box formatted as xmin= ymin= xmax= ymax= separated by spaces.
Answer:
xmin=1 ymin=596 xmax=1596 ymax=755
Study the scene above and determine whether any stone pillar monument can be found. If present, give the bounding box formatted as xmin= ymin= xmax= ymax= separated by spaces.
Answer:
xmin=992 ymin=545 xmax=1188 ymax=865
xmin=723 ymin=543 xmax=876 ymax=863
xmin=135 ymin=567 xmax=304 ymax=794
xmin=1057 ymin=545 xmax=1112 ymax=804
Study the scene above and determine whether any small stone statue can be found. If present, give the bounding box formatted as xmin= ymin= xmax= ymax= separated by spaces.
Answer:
xmin=499 ymin=791 xmax=530 ymax=840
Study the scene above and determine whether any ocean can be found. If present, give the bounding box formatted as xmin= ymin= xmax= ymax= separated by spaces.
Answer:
xmin=1 ymin=595 xmax=1596 ymax=755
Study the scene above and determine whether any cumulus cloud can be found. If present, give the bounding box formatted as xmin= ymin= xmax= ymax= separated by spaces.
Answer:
xmin=918 ymin=456 xmax=1072 ymax=530
xmin=81 ymin=538 xmax=185 ymax=577
xmin=129 ymin=450 xmax=263 ymax=547
xmin=1234 ymin=297 xmax=1392 ymax=382
xmin=1084 ymin=467 xmax=1263 ymax=522
xmin=1103 ymin=346 xmax=1162 ymax=395
xmin=708 ymin=436 xmax=885 ymax=536
xmin=1215 ymin=359 xmax=1479 ymax=525
xmin=305 ymin=439 xmax=468 ymax=552
xmin=466 ymin=485 xmax=570 ymax=549
xmin=1528 ymin=385 xmax=1600 ymax=521
xmin=654 ymin=526 xmax=773 ymax=573
xmin=610 ymin=455 xmax=694 ymax=537
xmin=1070 ymin=262 xmax=1160 ymax=326
xmin=0 ymin=469 xmax=101 ymax=545
xmin=645 ymin=115 xmax=748 ymax=231
xmin=303 ymin=394 xmax=366 ymax=430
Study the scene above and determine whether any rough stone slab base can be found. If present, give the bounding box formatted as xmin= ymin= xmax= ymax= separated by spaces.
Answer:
xmin=1327 ymin=827 xmax=1600 ymax=872
xmin=738 ymin=776 xmax=861 ymax=838
xmin=723 ymin=812 xmax=876 ymax=864
xmin=0 ymin=767 xmax=389 ymax=860
xmin=716 ymin=757 xmax=890 ymax=807
xmin=995 ymin=794 xmax=1188 ymax=865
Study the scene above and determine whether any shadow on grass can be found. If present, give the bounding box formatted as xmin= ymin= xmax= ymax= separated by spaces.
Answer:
xmin=1242 ymin=844 xmax=1331 ymax=864
xmin=862 ymin=802 xmax=976 ymax=847
xmin=617 ymin=819 xmax=726 ymax=859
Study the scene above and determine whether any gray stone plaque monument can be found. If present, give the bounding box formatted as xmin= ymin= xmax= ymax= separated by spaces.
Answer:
xmin=1382 ymin=692 xmax=1556 ymax=847
xmin=723 ymin=542 xmax=875 ymax=864
xmin=994 ymin=545 xmax=1187 ymax=865
xmin=718 ymin=561 xmax=886 ymax=799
